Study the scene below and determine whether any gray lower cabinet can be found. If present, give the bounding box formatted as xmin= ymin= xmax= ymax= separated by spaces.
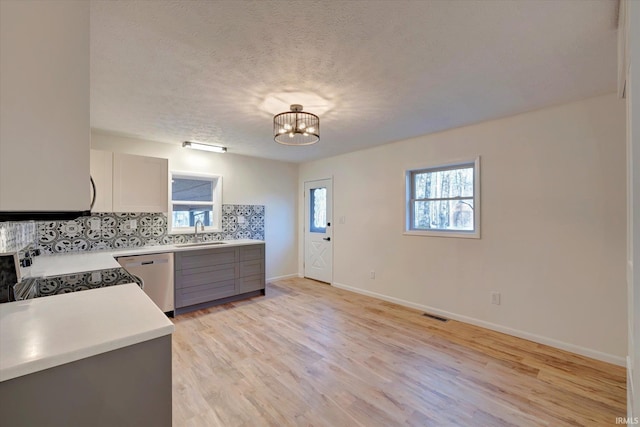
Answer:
xmin=0 ymin=336 xmax=172 ymax=427
xmin=175 ymin=243 xmax=265 ymax=314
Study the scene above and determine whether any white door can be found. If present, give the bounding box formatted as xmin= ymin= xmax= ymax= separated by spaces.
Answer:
xmin=304 ymin=179 xmax=333 ymax=283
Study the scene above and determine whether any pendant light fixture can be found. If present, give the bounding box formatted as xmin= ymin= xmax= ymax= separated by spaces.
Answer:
xmin=273 ymin=104 xmax=319 ymax=145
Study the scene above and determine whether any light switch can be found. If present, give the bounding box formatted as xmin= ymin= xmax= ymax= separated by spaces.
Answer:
xmin=89 ymin=219 xmax=101 ymax=231
xmin=238 ymin=216 xmax=245 ymax=224
xmin=130 ymin=219 xmax=137 ymax=229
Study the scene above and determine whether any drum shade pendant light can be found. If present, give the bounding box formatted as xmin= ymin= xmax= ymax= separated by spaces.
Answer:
xmin=274 ymin=104 xmax=319 ymax=145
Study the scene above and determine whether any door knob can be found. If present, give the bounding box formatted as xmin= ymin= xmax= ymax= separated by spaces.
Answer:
xmin=323 ymin=237 xmax=331 ymax=241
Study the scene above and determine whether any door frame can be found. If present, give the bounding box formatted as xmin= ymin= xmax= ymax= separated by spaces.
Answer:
xmin=303 ymin=177 xmax=333 ymax=284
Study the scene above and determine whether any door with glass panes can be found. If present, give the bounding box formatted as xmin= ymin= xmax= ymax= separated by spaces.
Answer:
xmin=304 ymin=178 xmax=332 ymax=283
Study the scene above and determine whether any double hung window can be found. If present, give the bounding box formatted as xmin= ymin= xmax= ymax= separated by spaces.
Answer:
xmin=405 ymin=158 xmax=480 ymax=238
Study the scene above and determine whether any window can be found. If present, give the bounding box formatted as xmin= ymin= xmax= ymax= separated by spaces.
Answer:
xmin=170 ymin=172 xmax=222 ymax=233
xmin=309 ymin=187 xmax=327 ymax=233
xmin=405 ymin=158 xmax=480 ymax=238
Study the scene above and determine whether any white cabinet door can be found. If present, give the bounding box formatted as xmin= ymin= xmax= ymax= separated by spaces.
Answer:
xmin=112 ymin=153 xmax=168 ymax=213
xmin=90 ymin=150 xmax=113 ymax=212
xmin=0 ymin=1 xmax=90 ymax=212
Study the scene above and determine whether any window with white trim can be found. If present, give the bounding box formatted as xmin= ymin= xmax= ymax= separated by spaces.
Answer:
xmin=170 ymin=172 xmax=222 ymax=233
xmin=405 ymin=158 xmax=480 ymax=238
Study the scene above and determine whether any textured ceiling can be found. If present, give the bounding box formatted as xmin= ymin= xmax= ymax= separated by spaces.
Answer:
xmin=90 ymin=0 xmax=619 ymax=163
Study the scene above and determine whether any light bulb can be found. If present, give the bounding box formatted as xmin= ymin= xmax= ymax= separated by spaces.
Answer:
xmin=307 ymin=127 xmax=315 ymax=133
xmin=278 ymin=128 xmax=286 ymax=133
xmin=303 ymin=132 xmax=309 ymax=136
xmin=298 ymin=123 xmax=306 ymax=129
xmin=284 ymin=124 xmax=292 ymax=130
xmin=289 ymin=132 xmax=294 ymax=138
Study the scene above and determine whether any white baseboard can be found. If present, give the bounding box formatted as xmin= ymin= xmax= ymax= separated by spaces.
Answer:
xmin=266 ymin=273 xmax=299 ymax=283
xmin=332 ymin=281 xmax=626 ymax=367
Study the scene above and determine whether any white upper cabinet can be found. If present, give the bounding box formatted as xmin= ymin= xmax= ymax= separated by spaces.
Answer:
xmin=91 ymin=150 xmax=169 ymax=213
xmin=111 ymin=153 xmax=169 ymax=213
xmin=0 ymin=1 xmax=90 ymax=212
xmin=90 ymin=150 xmax=114 ymax=213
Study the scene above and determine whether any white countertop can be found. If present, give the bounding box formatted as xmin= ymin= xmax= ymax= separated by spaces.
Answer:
xmin=0 ymin=283 xmax=174 ymax=382
xmin=28 ymin=239 xmax=264 ymax=277
xmin=29 ymin=252 xmax=121 ymax=277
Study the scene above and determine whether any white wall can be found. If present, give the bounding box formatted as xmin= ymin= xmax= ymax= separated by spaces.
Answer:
xmin=91 ymin=130 xmax=298 ymax=281
xmin=626 ymin=0 xmax=640 ymax=416
xmin=299 ymin=93 xmax=627 ymax=364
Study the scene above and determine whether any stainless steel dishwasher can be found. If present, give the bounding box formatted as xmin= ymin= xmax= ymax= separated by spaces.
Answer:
xmin=117 ymin=253 xmax=174 ymax=315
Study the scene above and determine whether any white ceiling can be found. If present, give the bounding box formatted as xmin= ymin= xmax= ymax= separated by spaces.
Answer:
xmin=90 ymin=0 xmax=619 ymax=163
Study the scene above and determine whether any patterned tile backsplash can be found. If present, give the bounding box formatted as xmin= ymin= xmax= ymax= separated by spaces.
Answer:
xmin=0 ymin=221 xmax=36 ymax=254
xmin=37 ymin=204 xmax=265 ymax=254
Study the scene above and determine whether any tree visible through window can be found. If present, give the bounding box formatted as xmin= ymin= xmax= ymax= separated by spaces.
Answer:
xmin=310 ymin=187 xmax=327 ymax=233
xmin=406 ymin=159 xmax=479 ymax=237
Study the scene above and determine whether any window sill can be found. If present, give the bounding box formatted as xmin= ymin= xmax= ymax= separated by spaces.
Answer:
xmin=403 ymin=230 xmax=480 ymax=239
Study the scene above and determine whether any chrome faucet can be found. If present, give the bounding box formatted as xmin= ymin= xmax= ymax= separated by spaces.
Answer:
xmin=194 ymin=219 xmax=205 ymax=242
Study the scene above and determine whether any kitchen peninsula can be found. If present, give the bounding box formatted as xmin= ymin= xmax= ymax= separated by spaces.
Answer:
xmin=0 ymin=283 xmax=174 ymax=427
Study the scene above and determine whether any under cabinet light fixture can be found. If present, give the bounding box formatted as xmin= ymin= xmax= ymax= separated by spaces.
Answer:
xmin=182 ymin=141 xmax=227 ymax=153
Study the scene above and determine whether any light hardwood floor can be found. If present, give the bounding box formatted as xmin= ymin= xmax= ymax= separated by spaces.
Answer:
xmin=172 ymin=278 xmax=626 ymax=426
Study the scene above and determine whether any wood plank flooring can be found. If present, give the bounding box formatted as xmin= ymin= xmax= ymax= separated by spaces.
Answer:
xmin=172 ymin=278 xmax=626 ymax=426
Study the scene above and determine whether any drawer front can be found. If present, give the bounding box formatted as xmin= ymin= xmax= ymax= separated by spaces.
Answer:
xmin=238 ymin=275 xmax=265 ymax=293
xmin=175 ymin=279 xmax=236 ymax=308
xmin=175 ymin=263 xmax=238 ymax=289
xmin=239 ymin=245 xmax=264 ymax=261
xmin=175 ymin=247 xmax=237 ymax=270
xmin=239 ymin=259 xmax=263 ymax=278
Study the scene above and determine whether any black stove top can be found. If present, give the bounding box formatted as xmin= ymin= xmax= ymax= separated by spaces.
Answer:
xmin=13 ymin=267 xmax=143 ymax=300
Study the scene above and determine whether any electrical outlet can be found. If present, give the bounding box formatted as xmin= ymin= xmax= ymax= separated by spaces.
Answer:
xmin=370 ymin=271 xmax=375 ymax=279
xmin=238 ymin=216 xmax=245 ymax=224
xmin=130 ymin=219 xmax=137 ymax=229
xmin=491 ymin=291 xmax=501 ymax=305
xmin=89 ymin=219 xmax=101 ymax=231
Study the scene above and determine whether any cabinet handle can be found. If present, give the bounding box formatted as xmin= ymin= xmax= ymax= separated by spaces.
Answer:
xmin=90 ymin=176 xmax=97 ymax=210
xmin=323 ymin=237 xmax=331 ymax=241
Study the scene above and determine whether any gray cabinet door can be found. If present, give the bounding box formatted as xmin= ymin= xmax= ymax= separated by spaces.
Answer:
xmin=175 ymin=263 xmax=238 ymax=289
xmin=239 ymin=259 xmax=263 ymax=277
xmin=239 ymin=245 xmax=263 ymax=261
xmin=176 ymin=278 xmax=236 ymax=307
xmin=175 ymin=262 xmax=238 ymax=308
xmin=175 ymin=247 xmax=237 ymax=270
xmin=238 ymin=244 xmax=265 ymax=293
xmin=238 ymin=276 xmax=264 ymax=293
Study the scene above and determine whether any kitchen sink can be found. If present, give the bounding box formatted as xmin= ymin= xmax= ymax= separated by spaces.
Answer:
xmin=175 ymin=241 xmax=227 ymax=248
